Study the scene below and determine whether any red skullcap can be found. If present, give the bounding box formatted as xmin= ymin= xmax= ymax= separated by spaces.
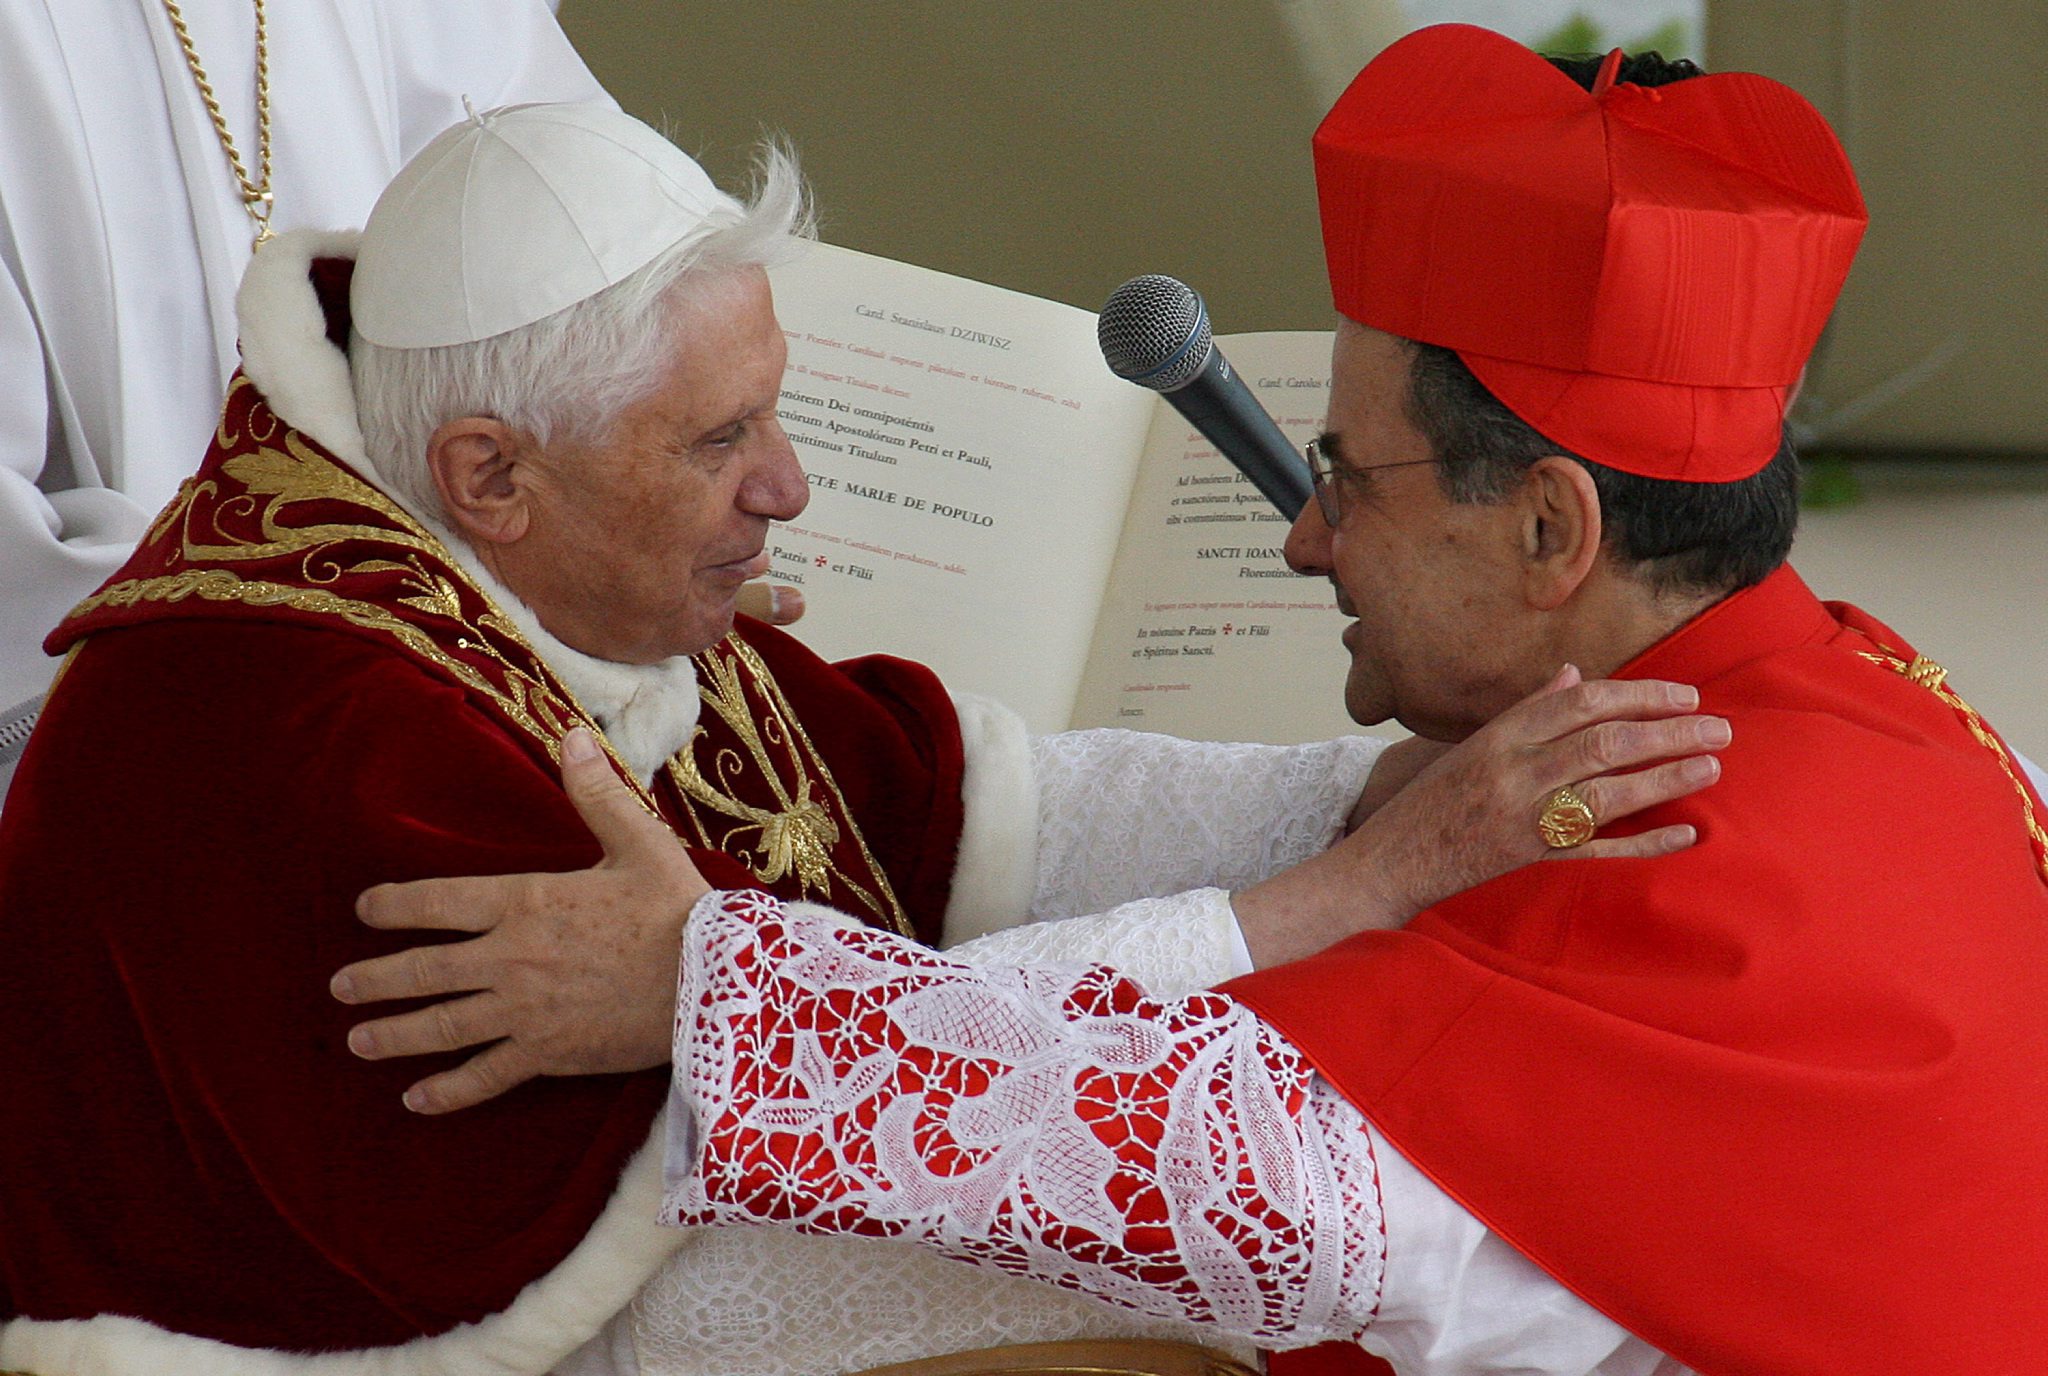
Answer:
xmin=1316 ymin=24 xmax=1867 ymax=481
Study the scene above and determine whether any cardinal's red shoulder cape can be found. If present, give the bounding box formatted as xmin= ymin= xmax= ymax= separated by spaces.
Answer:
xmin=0 ymin=233 xmax=989 ymax=1372
xmin=1229 ymin=566 xmax=2048 ymax=1376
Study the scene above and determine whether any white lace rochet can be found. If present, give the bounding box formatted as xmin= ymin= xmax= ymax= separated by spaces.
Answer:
xmin=664 ymin=893 xmax=1387 ymax=1354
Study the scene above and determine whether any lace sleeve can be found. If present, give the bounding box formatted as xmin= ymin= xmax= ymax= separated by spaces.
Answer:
xmin=944 ymin=888 xmax=1245 ymax=999
xmin=1029 ymin=731 xmax=1385 ymax=920
xmin=666 ymin=891 xmax=1386 ymax=1348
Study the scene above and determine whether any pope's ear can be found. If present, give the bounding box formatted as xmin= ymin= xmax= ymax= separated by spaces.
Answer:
xmin=1517 ymin=455 xmax=1603 ymax=611
xmin=426 ymin=418 xmax=530 ymax=545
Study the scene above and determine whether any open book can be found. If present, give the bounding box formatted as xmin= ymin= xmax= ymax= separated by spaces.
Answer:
xmin=766 ymin=243 xmax=1395 ymax=746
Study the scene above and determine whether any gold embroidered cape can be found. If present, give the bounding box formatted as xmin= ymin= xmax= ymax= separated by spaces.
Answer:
xmin=53 ymin=369 xmax=928 ymax=936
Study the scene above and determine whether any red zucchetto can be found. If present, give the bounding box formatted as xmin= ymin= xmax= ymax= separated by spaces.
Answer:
xmin=1315 ymin=24 xmax=1868 ymax=481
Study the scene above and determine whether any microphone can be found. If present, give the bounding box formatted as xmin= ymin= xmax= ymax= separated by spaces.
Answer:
xmin=1098 ymin=275 xmax=1312 ymax=520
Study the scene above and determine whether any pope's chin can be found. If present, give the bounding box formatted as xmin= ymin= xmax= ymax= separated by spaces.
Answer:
xmin=698 ymin=550 xmax=768 ymax=602
xmin=635 ymin=608 xmax=731 ymax=665
xmin=677 ymin=554 xmax=768 ymax=649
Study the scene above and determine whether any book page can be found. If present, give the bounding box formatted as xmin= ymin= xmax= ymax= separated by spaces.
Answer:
xmin=1069 ymin=332 xmax=1404 ymax=745
xmin=765 ymin=244 xmax=1158 ymax=731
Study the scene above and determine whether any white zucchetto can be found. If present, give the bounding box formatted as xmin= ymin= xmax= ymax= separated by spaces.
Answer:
xmin=351 ymin=102 xmax=735 ymax=348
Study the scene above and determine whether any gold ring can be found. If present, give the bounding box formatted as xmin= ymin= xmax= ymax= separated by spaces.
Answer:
xmin=1537 ymin=785 xmax=1597 ymax=849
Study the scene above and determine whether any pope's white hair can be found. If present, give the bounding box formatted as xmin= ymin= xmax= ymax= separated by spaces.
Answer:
xmin=350 ymin=142 xmax=813 ymax=516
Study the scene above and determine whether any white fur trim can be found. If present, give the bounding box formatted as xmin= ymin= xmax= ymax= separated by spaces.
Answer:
xmin=236 ymin=228 xmax=373 ymax=472
xmin=0 ymin=1119 xmax=684 ymax=1376
xmin=938 ymin=693 xmax=1039 ymax=948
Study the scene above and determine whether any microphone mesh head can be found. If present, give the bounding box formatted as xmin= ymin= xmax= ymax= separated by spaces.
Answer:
xmin=1098 ymin=275 xmax=1211 ymax=391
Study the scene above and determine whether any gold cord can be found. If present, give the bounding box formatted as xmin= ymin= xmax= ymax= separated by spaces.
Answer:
xmin=160 ymin=0 xmax=273 ymax=250
xmin=1860 ymin=649 xmax=2048 ymax=884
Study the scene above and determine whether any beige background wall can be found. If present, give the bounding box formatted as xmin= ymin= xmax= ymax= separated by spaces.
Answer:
xmin=1711 ymin=0 xmax=2048 ymax=455
xmin=556 ymin=1 xmax=1401 ymax=332
xmin=1705 ymin=4 xmax=2048 ymax=760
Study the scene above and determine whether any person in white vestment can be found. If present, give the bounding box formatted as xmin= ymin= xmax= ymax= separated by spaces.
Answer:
xmin=0 ymin=0 xmax=607 ymax=799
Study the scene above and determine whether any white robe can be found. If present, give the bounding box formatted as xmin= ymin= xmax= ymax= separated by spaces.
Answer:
xmin=0 ymin=0 xmax=607 ymax=728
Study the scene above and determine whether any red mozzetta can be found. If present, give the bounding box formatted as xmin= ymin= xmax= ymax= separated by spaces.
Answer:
xmin=0 ymin=304 xmax=965 ymax=1348
xmin=1229 ymin=567 xmax=2048 ymax=1375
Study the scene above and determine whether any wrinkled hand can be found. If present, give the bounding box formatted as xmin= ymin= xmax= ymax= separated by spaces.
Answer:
xmin=333 ymin=728 xmax=711 ymax=1114
xmin=1346 ymin=734 xmax=1454 ymax=832
xmin=736 ymin=581 xmax=805 ymax=626
xmin=1236 ymin=666 xmax=1727 ymax=968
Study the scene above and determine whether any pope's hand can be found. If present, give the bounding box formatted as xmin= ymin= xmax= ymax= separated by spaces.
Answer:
xmin=1235 ymin=666 xmax=1728 ymax=968
xmin=735 ymin=581 xmax=804 ymax=626
xmin=333 ymin=728 xmax=710 ymax=1114
xmin=1345 ymin=734 xmax=1454 ymax=833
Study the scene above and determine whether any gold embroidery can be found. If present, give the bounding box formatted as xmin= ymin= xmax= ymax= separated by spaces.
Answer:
xmin=79 ymin=378 xmax=912 ymax=916
xmin=42 ymin=641 xmax=86 ymax=703
xmin=1898 ymin=654 xmax=1948 ymax=693
xmin=67 ymin=562 xmax=676 ymax=819
xmin=210 ymin=374 xmax=286 ymax=462
xmin=144 ymin=477 xmax=205 ymax=548
xmin=76 ymin=386 xmax=598 ymax=756
xmin=73 ymin=566 xmax=544 ymax=730
xmin=1860 ymin=648 xmax=2048 ymax=883
xmin=156 ymin=435 xmax=440 ymax=575
xmin=215 ymin=372 xmax=254 ymax=452
xmin=670 ymin=637 xmax=913 ymax=936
